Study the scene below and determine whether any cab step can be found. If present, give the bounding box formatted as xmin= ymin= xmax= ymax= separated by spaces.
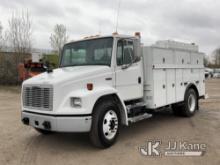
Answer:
xmin=128 ymin=113 xmax=152 ymax=124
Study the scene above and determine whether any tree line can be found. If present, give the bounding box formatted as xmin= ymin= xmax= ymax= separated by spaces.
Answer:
xmin=0 ymin=10 xmax=220 ymax=84
xmin=0 ymin=11 xmax=68 ymax=84
xmin=204 ymin=49 xmax=220 ymax=68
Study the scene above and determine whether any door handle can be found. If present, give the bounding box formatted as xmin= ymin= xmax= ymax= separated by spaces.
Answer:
xmin=105 ymin=77 xmax=112 ymax=81
xmin=138 ymin=77 xmax=141 ymax=84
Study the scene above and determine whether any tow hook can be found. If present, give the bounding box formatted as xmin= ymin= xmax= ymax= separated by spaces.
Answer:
xmin=42 ymin=121 xmax=51 ymax=130
xmin=22 ymin=118 xmax=29 ymax=125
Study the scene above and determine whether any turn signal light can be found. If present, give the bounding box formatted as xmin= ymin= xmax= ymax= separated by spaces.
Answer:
xmin=87 ymin=83 xmax=93 ymax=91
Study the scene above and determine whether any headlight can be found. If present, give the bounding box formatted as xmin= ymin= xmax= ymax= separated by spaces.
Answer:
xmin=70 ymin=97 xmax=82 ymax=108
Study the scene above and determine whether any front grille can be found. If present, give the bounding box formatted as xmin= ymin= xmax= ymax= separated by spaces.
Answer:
xmin=23 ymin=85 xmax=53 ymax=111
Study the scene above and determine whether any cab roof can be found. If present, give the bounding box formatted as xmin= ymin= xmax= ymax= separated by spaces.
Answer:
xmin=65 ymin=34 xmax=139 ymax=45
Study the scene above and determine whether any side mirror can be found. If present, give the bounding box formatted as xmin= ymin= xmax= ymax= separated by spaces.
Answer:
xmin=45 ymin=61 xmax=53 ymax=73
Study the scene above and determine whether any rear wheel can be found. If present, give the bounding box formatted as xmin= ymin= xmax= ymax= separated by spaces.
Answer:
xmin=89 ymin=99 xmax=120 ymax=148
xmin=172 ymin=88 xmax=198 ymax=117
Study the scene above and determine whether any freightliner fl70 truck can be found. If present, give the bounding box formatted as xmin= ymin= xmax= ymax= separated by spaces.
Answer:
xmin=21 ymin=33 xmax=205 ymax=148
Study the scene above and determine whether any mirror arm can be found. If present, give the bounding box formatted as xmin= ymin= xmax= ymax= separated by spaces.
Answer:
xmin=121 ymin=64 xmax=129 ymax=69
xmin=121 ymin=62 xmax=133 ymax=70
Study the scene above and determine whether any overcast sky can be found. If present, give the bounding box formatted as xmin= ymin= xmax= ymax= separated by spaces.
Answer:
xmin=0 ymin=0 xmax=219 ymax=55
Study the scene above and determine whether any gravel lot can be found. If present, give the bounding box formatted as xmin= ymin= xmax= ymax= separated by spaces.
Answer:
xmin=0 ymin=79 xmax=220 ymax=165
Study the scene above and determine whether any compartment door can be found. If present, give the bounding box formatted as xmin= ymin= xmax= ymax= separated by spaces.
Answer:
xmin=175 ymin=69 xmax=184 ymax=102
xmin=153 ymin=69 xmax=166 ymax=107
xmin=166 ymin=69 xmax=176 ymax=104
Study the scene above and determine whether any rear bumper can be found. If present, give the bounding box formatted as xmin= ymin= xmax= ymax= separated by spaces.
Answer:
xmin=21 ymin=111 xmax=92 ymax=132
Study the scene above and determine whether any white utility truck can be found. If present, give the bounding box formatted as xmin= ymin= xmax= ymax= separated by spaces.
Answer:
xmin=21 ymin=33 xmax=205 ymax=148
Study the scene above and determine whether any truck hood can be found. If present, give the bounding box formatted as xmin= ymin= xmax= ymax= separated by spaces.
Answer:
xmin=23 ymin=65 xmax=112 ymax=85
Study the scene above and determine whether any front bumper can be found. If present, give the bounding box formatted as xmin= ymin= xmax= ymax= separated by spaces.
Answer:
xmin=21 ymin=111 xmax=92 ymax=132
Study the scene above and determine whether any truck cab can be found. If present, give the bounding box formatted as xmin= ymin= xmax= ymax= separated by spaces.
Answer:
xmin=21 ymin=33 xmax=205 ymax=148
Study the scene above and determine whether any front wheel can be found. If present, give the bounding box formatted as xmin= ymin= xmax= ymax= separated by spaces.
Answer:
xmin=89 ymin=99 xmax=120 ymax=148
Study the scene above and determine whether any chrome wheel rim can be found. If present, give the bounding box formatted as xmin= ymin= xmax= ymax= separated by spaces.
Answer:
xmin=102 ymin=110 xmax=118 ymax=140
xmin=188 ymin=94 xmax=196 ymax=112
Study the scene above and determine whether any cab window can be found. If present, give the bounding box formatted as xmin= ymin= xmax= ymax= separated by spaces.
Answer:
xmin=116 ymin=39 xmax=138 ymax=66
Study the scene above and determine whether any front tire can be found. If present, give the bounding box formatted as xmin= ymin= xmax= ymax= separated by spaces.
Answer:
xmin=89 ymin=99 xmax=121 ymax=148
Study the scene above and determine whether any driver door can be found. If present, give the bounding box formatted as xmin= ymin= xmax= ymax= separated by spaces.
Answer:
xmin=115 ymin=39 xmax=143 ymax=101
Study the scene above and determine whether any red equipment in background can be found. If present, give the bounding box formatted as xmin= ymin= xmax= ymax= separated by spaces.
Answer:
xmin=18 ymin=59 xmax=46 ymax=81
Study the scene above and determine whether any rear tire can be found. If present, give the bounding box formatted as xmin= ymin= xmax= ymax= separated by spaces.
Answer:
xmin=89 ymin=99 xmax=121 ymax=148
xmin=172 ymin=88 xmax=198 ymax=117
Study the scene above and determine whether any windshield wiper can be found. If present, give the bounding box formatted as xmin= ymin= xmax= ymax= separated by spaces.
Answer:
xmin=60 ymin=63 xmax=110 ymax=68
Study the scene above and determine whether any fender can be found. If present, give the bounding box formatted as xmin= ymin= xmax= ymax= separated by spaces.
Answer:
xmin=185 ymin=83 xmax=199 ymax=98
xmin=59 ymin=86 xmax=128 ymax=125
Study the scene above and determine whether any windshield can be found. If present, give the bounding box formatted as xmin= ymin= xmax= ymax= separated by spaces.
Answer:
xmin=60 ymin=37 xmax=113 ymax=67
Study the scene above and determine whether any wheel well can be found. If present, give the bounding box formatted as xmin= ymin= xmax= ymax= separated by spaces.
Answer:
xmin=186 ymin=84 xmax=199 ymax=98
xmin=92 ymin=94 xmax=127 ymax=125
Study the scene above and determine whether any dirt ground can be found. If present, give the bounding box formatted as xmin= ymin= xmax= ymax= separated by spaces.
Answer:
xmin=0 ymin=79 xmax=220 ymax=165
